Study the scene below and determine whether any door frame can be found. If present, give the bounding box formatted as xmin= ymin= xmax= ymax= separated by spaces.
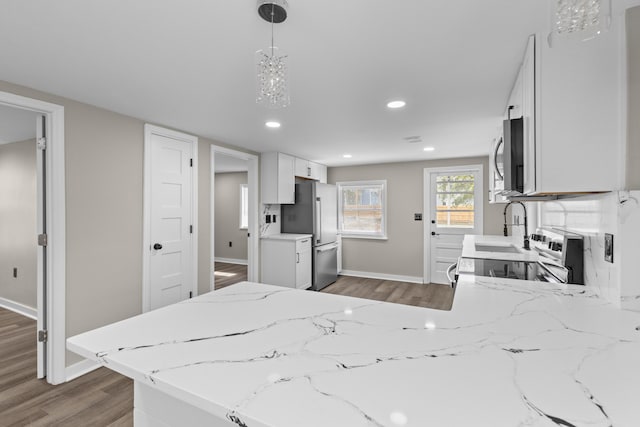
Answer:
xmin=0 ymin=90 xmax=66 ymax=384
xmin=142 ymin=124 xmax=198 ymax=312
xmin=210 ymin=145 xmax=259 ymax=290
xmin=423 ymin=164 xmax=484 ymax=284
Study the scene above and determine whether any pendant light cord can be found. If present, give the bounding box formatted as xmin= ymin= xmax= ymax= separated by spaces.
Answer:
xmin=270 ymin=3 xmax=275 ymax=57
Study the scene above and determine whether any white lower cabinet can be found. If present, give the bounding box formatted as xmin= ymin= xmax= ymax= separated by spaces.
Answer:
xmin=261 ymin=234 xmax=312 ymax=289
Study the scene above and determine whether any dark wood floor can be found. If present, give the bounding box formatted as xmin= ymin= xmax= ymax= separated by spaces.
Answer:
xmin=0 ymin=271 xmax=453 ymax=426
xmin=214 ymin=262 xmax=248 ymax=289
xmin=323 ymin=275 xmax=455 ymax=310
xmin=0 ymin=307 xmax=133 ymax=426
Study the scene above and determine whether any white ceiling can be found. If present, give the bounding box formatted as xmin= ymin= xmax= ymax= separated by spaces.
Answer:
xmin=0 ymin=104 xmax=38 ymax=145
xmin=0 ymin=0 xmax=550 ymax=166
xmin=215 ymin=153 xmax=249 ymax=173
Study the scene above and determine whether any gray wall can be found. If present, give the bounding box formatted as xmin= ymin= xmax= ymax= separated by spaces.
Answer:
xmin=0 ymin=139 xmax=37 ymax=309
xmin=627 ymin=6 xmax=640 ymax=189
xmin=0 ymin=79 xmax=257 ymax=366
xmin=214 ymin=172 xmax=248 ymax=261
xmin=328 ymin=156 xmax=503 ymax=278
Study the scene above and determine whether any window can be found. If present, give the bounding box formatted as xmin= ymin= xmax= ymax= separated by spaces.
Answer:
xmin=239 ymin=184 xmax=248 ymax=229
xmin=435 ymin=173 xmax=475 ymax=228
xmin=338 ymin=180 xmax=387 ymax=239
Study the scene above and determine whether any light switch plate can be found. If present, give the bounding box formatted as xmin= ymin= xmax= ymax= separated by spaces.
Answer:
xmin=604 ymin=233 xmax=614 ymax=263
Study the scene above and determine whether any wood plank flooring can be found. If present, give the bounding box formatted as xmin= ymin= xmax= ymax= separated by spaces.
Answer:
xmin=0 ymin=271 xmax=453 ymax=426
xmin=0 ymin=308 xmax=133 ymax=426
xmin=323 ymin=275 xmax=455 ymax=310
xmin=213 ymin=262 xmax=248 ymax=289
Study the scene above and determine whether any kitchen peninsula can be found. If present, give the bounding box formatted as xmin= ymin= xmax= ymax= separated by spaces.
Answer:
xmin=67 ymin=277 xmax=640 ymax=427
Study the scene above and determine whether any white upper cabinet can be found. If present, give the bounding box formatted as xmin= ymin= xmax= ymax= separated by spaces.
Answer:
xmin=505 ymin=26 xmax=625 ymax=195
xmin=261 ymin=152 xmax=295 ymax=204
xmin=531 ymin=22 xmax=624 ymax=194
xmin=294 ymin=157 xmax=327 ymax=182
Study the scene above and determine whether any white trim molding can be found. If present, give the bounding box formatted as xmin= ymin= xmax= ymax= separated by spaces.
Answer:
xmin=143 ymin=124 xmax=198 ymax=312
xmin=0 ymin=90 xmax=66 ymax=385
xmin=65 ymin=358 xmax=100 ymax=382
xmin=214 ymin=257 xmax=248 ymax=265
xmin=0 ymin=297 xmax=37 ymax=320
xmin=210 ymin=146 xmax=260 ymax=291
xmin=339 ymin=270 xmax=423 ymax=284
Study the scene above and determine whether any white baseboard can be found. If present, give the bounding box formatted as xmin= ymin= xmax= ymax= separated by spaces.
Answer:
xmin=214 ymin=257 xmax=248 ymax=265
xmin=0 ymin=297 xmax=37 ymax=320
xmin=66 ymin=358 xmax=101 ymax=382
xmin=339 ymin=270 xmax=423 ymax=284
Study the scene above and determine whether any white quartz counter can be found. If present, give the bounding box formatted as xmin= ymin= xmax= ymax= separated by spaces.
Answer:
xmin=68 ymin=280 xmax=640 ymax=427
xmin=260 ymin=233 xmax=313 ymax=241
xmin=461 ymin=234 xmax=539 ymax=262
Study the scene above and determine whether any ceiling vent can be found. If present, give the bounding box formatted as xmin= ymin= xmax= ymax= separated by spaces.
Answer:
xmin=403 ymin=136 xmax=422 ymax=143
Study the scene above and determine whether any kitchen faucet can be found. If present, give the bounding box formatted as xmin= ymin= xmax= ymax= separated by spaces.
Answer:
xmin=503 ymin=201 xmax=530 ymax=250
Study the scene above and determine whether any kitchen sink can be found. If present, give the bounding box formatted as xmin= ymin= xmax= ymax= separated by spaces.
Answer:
xmin=475 ymin=244 xmax=521 ymax=254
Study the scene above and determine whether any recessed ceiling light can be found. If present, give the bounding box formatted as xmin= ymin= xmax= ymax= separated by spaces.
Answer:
xmin=423 ymin=147 xmax=435 ymax=152
xmin=387 ymin=100 xmax=406 ymax=109
xmin=343 ymin=154 xmax=353 ymax=158
xmin=265 ymin=121 xmax=281 ymax=128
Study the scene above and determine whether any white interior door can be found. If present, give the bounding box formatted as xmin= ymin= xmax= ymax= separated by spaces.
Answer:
xmin=425 ymin=166 xmax=483 ymax=284
xmin=146 ymin=127 xmax=197 ymax=311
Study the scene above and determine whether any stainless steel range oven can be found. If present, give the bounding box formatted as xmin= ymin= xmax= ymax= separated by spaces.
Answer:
xmin=455 ymin=257 xmax=567 ymax=283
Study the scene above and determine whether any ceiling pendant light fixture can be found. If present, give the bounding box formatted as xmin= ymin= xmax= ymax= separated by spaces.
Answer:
xmin=256 ymin=0 xmax=290 ymax=109
xmin=549 ymin=0 xmax=611 ymax=46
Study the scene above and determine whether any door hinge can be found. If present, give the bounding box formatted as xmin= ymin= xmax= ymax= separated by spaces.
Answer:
xmin=37 ymin=137 xmax=46 ymax=150
xmin=190 ymin=158 xmax=193 ymax=167
xmin=38 ymin=234 xmax=48 ymax=247
xmin=190 ymin=225 xmax=193 ymax=234
xmin=38 ymin=330 xmax=48 ymax=342
xmin=189 ymin=291 xmax=193 ymax=299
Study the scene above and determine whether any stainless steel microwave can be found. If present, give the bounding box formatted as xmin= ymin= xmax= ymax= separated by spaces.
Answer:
xmin=492 ymin=117 xmax=524 ymax=196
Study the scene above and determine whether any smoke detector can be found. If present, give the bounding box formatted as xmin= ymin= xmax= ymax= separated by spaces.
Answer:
xmin=257 ymin=0 xmax=289 ymax=23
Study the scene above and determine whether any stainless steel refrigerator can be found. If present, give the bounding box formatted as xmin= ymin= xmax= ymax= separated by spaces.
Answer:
xmin=281 ymin=181 xmax=338 ymax=291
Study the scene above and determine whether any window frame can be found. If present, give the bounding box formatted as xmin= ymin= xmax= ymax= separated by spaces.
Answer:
xmin=239 ymin=183 xmax=248 ymax=230
xmin=337 ymin=180 xmax=388 ymax=240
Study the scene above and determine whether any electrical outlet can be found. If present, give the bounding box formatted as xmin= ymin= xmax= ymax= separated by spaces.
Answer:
xmin=272 ymin=214 xmax=276 ymax=223
xmin=265 ymin=215 xmax=271 ymax=224
xmin=228 ymin=241 xmax=232 ymax=247
xmin=414 ymin=213 xmax=423 ymax=221
xmin=13 ymin=267 xmax=17 ymax=278
xmin=604 ymin=233 xmax=614 ymax=263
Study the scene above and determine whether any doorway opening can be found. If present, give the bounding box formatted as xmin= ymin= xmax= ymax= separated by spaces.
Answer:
xmin=0 ymin=91 xmax=66 ymax=385
xmin=423 ymin=165 xmax=484 ymax=285
xmin=210 ymin=146 xmax=259 ymax=290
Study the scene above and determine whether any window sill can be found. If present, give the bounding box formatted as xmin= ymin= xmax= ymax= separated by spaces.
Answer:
xmin=340 ymin=234 xmax=388 ymax=241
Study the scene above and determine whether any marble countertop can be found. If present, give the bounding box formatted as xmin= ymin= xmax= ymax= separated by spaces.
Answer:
xmin=261 ymin=233 xmax=313 ymax=241
xmin=67 ymin=280 xmax=640 ymax=427
xmin=461 ymin=234 xmax=539 ymax=262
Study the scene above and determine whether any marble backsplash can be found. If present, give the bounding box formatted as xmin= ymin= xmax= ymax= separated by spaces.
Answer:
xmin=537 ymin=191 xmax=640 ymax=312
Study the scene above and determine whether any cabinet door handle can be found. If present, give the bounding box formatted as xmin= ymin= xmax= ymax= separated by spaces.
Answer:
xmin=296 ymin=253 xmax=300 ymax=263
xmin=307 ymin=166 xmax=311 ymax=177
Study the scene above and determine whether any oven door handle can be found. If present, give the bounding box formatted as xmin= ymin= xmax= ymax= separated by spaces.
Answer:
xmin=446 ymin=263 xmax=458 ymax=288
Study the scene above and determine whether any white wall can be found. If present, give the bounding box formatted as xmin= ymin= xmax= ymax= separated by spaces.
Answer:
xmin=537 ymin=191 xmax=640 ymax=311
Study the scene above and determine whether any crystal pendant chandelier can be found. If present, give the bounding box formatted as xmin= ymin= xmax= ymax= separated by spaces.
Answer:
xmin=549 ymin=0 xmax=611 ymax=46
xmin=256 ymin=0 xmax=290 ymax=109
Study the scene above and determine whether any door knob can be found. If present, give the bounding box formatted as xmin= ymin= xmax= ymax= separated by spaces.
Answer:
xmin=431 ymin=232 xmax=439 ymax=236
xmin=153 ymin=243 xmax=163 ymax=250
